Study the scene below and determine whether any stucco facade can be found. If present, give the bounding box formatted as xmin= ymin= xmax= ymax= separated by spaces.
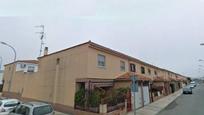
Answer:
xmin=2 ymin=41 xmax=187 ymax=114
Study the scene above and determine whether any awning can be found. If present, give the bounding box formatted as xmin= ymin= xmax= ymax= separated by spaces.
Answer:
xmin=76 ymin=78 xmax=114 ymax=90
xmin=92 ymin=82 xmax=113 ymax=88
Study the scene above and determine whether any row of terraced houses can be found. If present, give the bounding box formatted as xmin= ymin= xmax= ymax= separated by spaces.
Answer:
xmin=2 ymin=41 xmax=188 ymax=115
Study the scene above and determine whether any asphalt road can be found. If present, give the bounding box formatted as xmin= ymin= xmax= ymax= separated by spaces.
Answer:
xmin=157 ymin=83 xmax=204 ymax=115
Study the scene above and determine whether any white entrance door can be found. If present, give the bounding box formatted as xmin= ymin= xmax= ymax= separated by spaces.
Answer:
xmin=143 ymin=86 xmax=150 ymax=106
xmin=131 ymin=87 xmax=142 ymax=109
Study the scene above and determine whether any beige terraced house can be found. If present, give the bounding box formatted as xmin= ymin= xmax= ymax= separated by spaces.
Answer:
xmin=2 ymin=41 xmax=187 ymax=114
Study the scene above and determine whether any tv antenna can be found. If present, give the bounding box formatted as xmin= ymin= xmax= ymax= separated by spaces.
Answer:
xmin=35 ymin=25 xmax=45 ymax=57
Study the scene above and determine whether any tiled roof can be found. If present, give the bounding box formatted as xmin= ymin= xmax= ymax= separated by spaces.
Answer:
xmin=169 ymin=77 xmax=177 ymax=81
xmin=4 ymin=60 xmax=38 ymax=66
xmin=153 ymin=76 xmax=171 ymax=82
xmin=115 ymin=72 xmax=152 ymax=81
xmin=176 ymin=77 xmax=187 ymax=82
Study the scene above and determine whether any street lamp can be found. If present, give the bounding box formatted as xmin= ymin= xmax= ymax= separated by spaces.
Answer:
xmin=0 ymin=56 xmax=2 ymax=70
xmin=0 ymin=42 xmax=16 ymax=61
xmin=0 ymin=41 xmax=17 ymax=92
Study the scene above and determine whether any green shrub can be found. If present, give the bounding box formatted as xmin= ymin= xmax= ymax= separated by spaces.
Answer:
xmin=75 ymin=88 xmax=85 ymax=107
xmin=88 ymin=90 xmax=101 ymax=107
xmin=117 ymin=87 xmax=129 ymax=96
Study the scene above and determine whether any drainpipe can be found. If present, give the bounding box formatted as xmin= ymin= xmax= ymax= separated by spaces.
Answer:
xmin=141 ymin=81 xmax=144 ymax=107
xmin=53 ymin=61 xmax=59 ymax=104
xmin=149 ymin=82 xmax=153 ymax=103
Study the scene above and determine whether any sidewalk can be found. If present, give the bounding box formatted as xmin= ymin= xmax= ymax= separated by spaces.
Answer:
xmin=128 ymin=89 xmax=182 ymax=115
xmin=55 ymin=111 xmax=71 ymax=115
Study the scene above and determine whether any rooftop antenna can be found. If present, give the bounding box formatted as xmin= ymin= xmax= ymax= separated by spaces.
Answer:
xmin=35 ymin=25 xmax=45 ymax=57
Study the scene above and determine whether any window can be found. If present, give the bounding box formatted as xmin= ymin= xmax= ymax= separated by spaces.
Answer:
xmin=20 ymin=64 xmax=26 ymax=68
xmin=130 ymin=63 xmax=136 ymax=72
xmin=120 ymin=61 xmax=125 ymax=71
xmin=98 ymin=54 xmax=106 ymax=67
xmin=27 ymin=66 xmax=35 ymax=72
xmin=14 ymin=105 xmax=30 ymax=115
xmin=0 ymin=101 xmax=2 ymax=106
xmin=154 ymin=70 xmax=157 ymax=75
xmin=141 ymin=66 xmax=145 ymax=74
xmin=33 ymin=105 xmax=53 ymax=115
xmin=4 ymin=101 xmax=20 ymax=107
xmin=148 ymin=69 xmax=151 ymax=75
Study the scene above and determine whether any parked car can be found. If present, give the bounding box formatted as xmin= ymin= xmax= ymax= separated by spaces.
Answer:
xmin=190 ymin=81 xmax=197 ymax=88
xmin=189 ymin=84 xmax=195 ymax=89
xmin=0 ymin=99 xmax=20 ymax=113
xmin=9 ymin=102 xmax=54 ymax=115
xmin=183 ymin=86 xmax=193 ymax=94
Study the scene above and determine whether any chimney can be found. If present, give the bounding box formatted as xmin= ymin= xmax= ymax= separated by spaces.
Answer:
xmin=44 ymin=47 xmax=48 ymax=56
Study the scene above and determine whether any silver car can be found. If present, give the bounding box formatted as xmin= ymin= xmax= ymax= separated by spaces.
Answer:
xmin=0 ymin=99 xmax=21 ymax=113
xmin=183 ymin=87 xmax=193 ymax=94
xmin=9 ymin=102 xmax=54 ymax=115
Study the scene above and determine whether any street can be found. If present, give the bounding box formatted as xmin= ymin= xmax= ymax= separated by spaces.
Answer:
xmin=157 ymin=83 xmax=204 ymax=115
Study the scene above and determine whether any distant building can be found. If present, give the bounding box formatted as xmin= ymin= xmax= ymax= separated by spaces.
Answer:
xmin=0 ymin=70 xmax=3 ymax=85
xmin=15 ymin=61 xmax=38 ymax=73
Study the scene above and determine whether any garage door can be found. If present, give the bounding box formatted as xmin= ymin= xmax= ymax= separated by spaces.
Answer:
xmin=131 ymin=86 xmax=142 ymax=109
xmin=143 ymin=86 xmax=150 ymax=106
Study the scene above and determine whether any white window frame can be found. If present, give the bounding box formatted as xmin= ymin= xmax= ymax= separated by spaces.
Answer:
xmin=97 ymin=54 xmax=106 ymax=68
xmin=130 ymin=63 xmax=136 ymax=72
xmin=27 ymin=66 xmax=35 ymax=73
xmin=20 ymin=64 xmax=26 ymax=68
xmin=120 ymin=61 xmax=126 ymax=71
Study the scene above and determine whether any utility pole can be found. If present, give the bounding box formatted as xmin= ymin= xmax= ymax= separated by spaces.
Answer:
xmin=35 ymin=25 xmax=45 ymax=57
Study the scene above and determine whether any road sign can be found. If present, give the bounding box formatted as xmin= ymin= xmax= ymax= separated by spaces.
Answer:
xmin=131 ymin=75 xmax=138 ymax=115
xmin=131 ymin=75 xmax=138 ymax=92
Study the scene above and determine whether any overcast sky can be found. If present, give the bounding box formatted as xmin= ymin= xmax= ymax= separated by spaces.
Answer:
xmin=0 ymin=0 xmax=204 ymax=78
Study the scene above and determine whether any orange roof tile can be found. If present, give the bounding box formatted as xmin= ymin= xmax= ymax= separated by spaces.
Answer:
xmin=115 ymin=72 xmax=152 ymax=81
xmin=153 ymin=76 xmax=170 ymax=82
xmin=169 ymin=77 xmax=177 ymax=81
xmin=176 ymin=77 xmax=187 ymax=82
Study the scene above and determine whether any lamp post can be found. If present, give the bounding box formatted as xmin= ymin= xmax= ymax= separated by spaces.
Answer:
xmin=0 ymin=41 xmax=17 ymax=92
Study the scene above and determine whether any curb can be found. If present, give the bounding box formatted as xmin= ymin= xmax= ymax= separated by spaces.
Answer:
xmin=128 ymin=89 xmax=182 ymax=115
xmin=155 ymin=90 xmax=182 ymax=115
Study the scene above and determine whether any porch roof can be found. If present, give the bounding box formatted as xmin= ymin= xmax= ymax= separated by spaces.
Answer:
xmin=76 ymin=78 xmax=114 ymax=83
xmin=169 ymin=77 xmax=178 ymax=81
xmin=153 ymin=76 xmax=171 ymax=82
xmin=115 ymin=72 xmax=152 ymax=81
xmin=176 ymin=77 xmax=187 ymax=82
xmin=76 ymin=78 xmax=114 ymax=89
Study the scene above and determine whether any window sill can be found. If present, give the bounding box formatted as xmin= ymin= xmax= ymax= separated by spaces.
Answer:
xmin=97 ymin=66 xmax=106 ymax=69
